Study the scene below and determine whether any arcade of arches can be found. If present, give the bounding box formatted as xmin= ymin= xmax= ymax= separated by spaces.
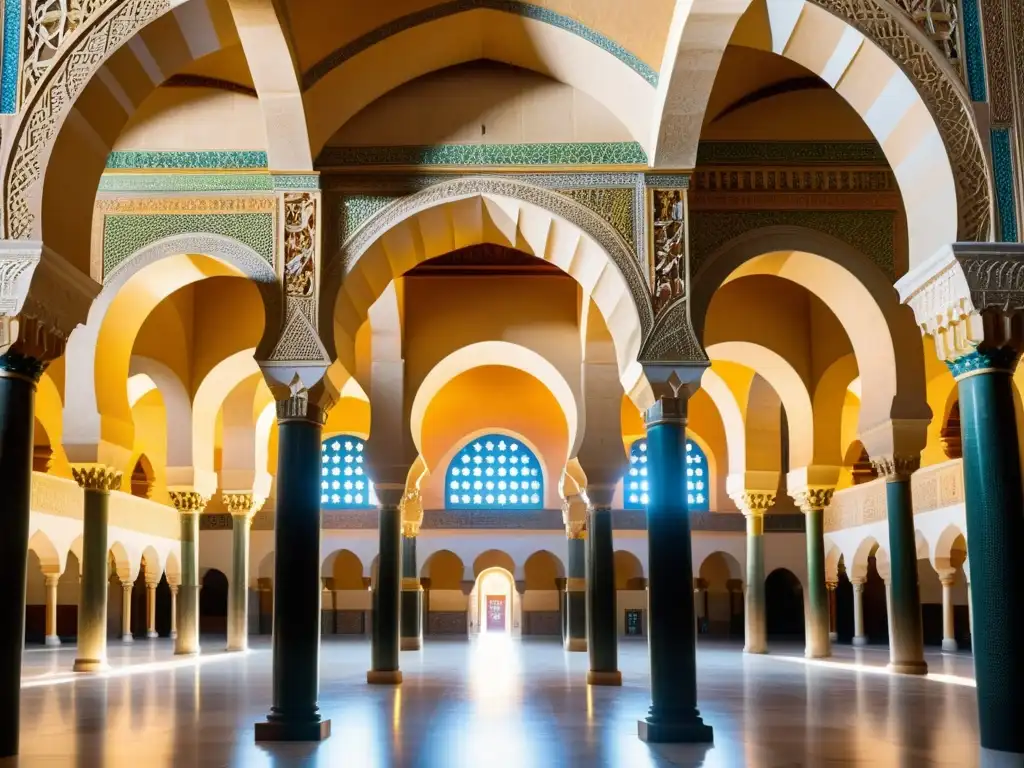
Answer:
xmin=1 ymin=0 xmax=1023 ymax=765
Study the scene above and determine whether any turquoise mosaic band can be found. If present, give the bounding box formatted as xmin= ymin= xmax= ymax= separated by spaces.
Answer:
xmin=303 ymin=0 xmax=658 ymax=90
xmin=959 ymin=0 xmax=986 ymax=102
xmin=991 ymin=127 xmax=1018 ymax=242
xmin=946 ymin=347 xmax=1020 ymax=379
xmin=318 ymin=142 xmax=647 ymax=167
xmin=1 ymin=0 xmax=21 ymax=114
xmin=106 ymin=151 xmax=270 ymax=170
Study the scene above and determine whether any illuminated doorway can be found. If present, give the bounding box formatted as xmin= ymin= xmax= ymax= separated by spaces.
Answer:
xmin=469 ymin=567 xmax=519 ymax=635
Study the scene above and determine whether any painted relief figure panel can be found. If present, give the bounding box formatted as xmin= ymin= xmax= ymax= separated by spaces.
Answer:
xmin=653 ymin=189 xmax=685 ymax=313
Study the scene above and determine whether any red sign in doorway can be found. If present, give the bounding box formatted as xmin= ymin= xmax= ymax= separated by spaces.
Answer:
xmin=486 ymin=595 xmax=506 ymax=631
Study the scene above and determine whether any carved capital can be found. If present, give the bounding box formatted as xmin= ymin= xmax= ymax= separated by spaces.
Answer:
xmin=375 ymin=482 xmax=405 ymax=509
xmin=791 ymin=486 xmax=835 ymax=513
xmin=869 ymin=454 xmax=921 ymax=482
xmin=276 ymin=390 xmax=328 ymax=425
xmin=566 ymin=520 xmax=587 ymax=539
xmin=644 ymin=395 xmax=688 ymax=427
xmin=168 ymin=490 xmax=210 ymax=514
xmin=401 ymin=520 xmax=420 ymax=538
xmin=730 ymin=490 xmax=776 ymax=516
xmin=71 ymin=464 xmax=122 ymax=492
xmin=221 ymin=492 xmax=264 ymax=518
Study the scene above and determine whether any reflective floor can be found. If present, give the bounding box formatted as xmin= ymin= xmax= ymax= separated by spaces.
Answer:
xmin=7 ymin=635 xmax=980 ymax=767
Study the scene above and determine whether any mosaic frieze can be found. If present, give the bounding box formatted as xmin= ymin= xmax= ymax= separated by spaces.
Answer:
xmin=97 ymin=173 xmax=276 ymax=193
xmin=105 ymin=150 xmax=269 ymax=170
xmin=695 ymin=141 xmax=888 ymax=166
xmin=991 ymin=128 xmax=1019 ymax=242
xmin=0 ymin=0 xmax=21 ymax=112
xmin=317 ymin=142 xmax=648 ymax=168
xmin=338 ymin=195 xmax=399 ymax=245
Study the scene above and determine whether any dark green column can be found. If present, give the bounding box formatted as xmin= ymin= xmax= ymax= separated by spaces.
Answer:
xmin=586 ymin=500 xmax=620 ymax=685
xmin=368 ymin=487 xmax=402 ymax=684
xmin=255 ymin=399 xmax=330 ymax=742
xmin=400 ymin=528 xmax=423 ymax=651
xmin=72 ymin=466 xmax=120 ymax=672
xmin=565 ymin=533 xmax=587 ymax=652
xmin=639 ymin=396 xmax=712 ymax=744
xmin=558 ymin=580 xmax=568 ymax=646
xmin=953 ymin=349 xmax=1024 ymax=758
xmin=879 ymin=466 xmax=927 ymax=674
xmin=0 ymin=354 xmax=44 ymax=757
xmin=794 ymin=488 xmax=832 ymax=659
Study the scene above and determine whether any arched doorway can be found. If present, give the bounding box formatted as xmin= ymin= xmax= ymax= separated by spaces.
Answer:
xmin=200 ymin=569 xmax=229 ymax=636
xmin=765 ymin=568 xmax=804 ymax=641
xmin=470 ymin=567 xmax=516 ymax=636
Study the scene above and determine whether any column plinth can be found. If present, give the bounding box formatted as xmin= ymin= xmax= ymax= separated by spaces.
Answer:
xmin=585 ymin=492 xmax=619 ymax=686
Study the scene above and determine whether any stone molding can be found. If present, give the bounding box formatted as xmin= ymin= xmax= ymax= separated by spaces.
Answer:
xmin=71 ymin=464 xmax=122 ymax=492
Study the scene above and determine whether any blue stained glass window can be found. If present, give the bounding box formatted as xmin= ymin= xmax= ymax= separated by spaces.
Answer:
xmin=320 ymin=436 xmax=376 ymax=509
xmin=445 ymin=434 xmax=543 ymax=509
xmin=625 ymin=438 xmax=709 ymax=511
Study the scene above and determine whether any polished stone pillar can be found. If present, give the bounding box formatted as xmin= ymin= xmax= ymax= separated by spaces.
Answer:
xmin=169 ymin=491 xmax=207 ymax=656
xmin=0 ymin=353 xmax=45 ymax=757
xmin=145 ymin=581 xmax=158 ymax=639
xmin=586 ymin=490 xmax=620 ymax=685
xmin=638 ymin=396 xmax=713 ymax=744
xmin=44 ymin=573 xmax=61 ymax=646
xmin=223 ymin=492 xmax=261 ymax=652
xmin=873 ymin=458 xmax=927 ymax=674
xmin=851 ymin=579 xmax=867 ymax=646
xmin=400 ymin=523 xmax=423 ymax=651
xmin=953 ymin=348 xmax=1024 ymax=759
xmin=72 ymin=465 xmax=122 ymax=672
xmin=565 ymin=525 xmax=587 ymax=652
xmin=368 ymin=485 xmax=403 ymax=684
xmin=120 ymin=581 xmax=134 ymax=643
xmin=733 ymin=492 xmax=774 ymax=654
xmin=939 ymin=572 xmax=958 ymax=652
xmin=792 ymin=488 xmax=832 ymax=659
xmin=255 ymin=397 xmax=330 ymax=741
xmin=827 ymin=581 xmax=838 ymax=642
xmin=169 ymin=585 xmax=178 ymax=639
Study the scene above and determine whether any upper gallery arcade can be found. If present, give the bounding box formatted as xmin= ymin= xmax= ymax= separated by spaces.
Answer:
xmin=0 ymin=0 xmax=1022 ymax=763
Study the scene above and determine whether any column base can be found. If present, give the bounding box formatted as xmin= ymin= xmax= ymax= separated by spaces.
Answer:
xmin=146 ymin=631 xmax=159 ymax=639
xmin=72 ymin=658 xmax=108 ymax=673
xmin=638 ymin=717 xmax=714 ymax=744
xmin=44 ymin=635 xmax=61 ymax=647
xmin=587 ymin=670 xmax=622 ymax=686
xmin=805 ymin=646 xmax=831 ymax=659
xmin=887 ymin=660 xmax=928 ymax=675
xmin=743 ymin=644 xmax=767 ymax=655
xmin=170 ymin=630 xmax=178 ymax=639
xmin=366 ymin=670 xmax=403 ymax=685
xmin=979 ymin=746 xmax=1024 ymax=768
xmin=828 ymin=632 xmax=838 ymax=642
xmin=852 ymin=636 xmax=868 ymax=647
xmin=400 ymin=637 xmax=422 ymax=651
xmin=565 ymin=637 xmax=587 ymax=652
xmin=122 ymin=634 xmax=133 ymax=643
xmin=175 ymin=648 xmax=200 ymax=657
xmin=941 ymin=639 xmax=959 ymax=652
xmin=227 ymin=643 xmax=248 ymax=653
xmin=254 ymin=719 xmax=331 ymax=742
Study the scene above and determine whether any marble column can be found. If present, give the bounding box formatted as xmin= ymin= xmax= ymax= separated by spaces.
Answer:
xmin=872 ymin=457 xmax=927 ymax=674
xmin=851 ymin=579 xmax=867 ymax=647
xmin=638 ymin=396 xmax=713 ymax=744
xmin=223 ymin=492 xmax=262 ymax=653
xmin=940 ymin=572 xmax=958 ymax=652
xmin=72 ymin=465 xmax=122 ymax=673
xmin=826 ymin=581 xmax=838 ymax=642
xmin=732 ymin=491 xmax=774 ymax=654
xmin=586 ymin=487 xmax=620 ymax=685
xmin=44 ymin=573 xmax=61 ymax=647
xmin=0 ymin=351 xmax=46 ymax=757
xmin=368 ymin=484 xmax=403 ymax=685
xmin=791 ymin=487 xmax=833 ymax=659
xmin=120 ymin=581 xmax=134 ymax=643
xmin=400 ymin=522 xmax=423 ymax=651
xmin=255 ymin=396 xmax=331 ymax=741
xmin=169 ymin=585 xmax=179 ymax=639
xmin=169 ymin=491 xmax=207 ymax=656
xmin=145 ymin=581 xmax=158 ymax=639
xmin=565 ymin=523 xmax=587 ymax=652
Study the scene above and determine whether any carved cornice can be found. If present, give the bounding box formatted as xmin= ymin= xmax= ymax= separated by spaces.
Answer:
xmin=168 ymin=490 xmax=210 ymax=514
xmin=792 ymin=486 xmax=835 ymax=513
xmin=71 ymin=464 xmax=122 ymax=492
xmin=870 ymin=454 xmax=921 ymax=481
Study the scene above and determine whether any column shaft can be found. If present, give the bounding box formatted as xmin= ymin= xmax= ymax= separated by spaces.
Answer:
xmin=744 ymin=514 xmax=766 ymax=654
xmin=146 ymin=583 xmax=158 ymax=638
xmin=852 ymin=581 xmax=867 ymax=646
xmin=639 ymin=402 xmax=712 ymax=743
xmin=827 ymin=583 xmax=838 ymax=641
xmin=0 ymin=365 xmax=36 ymax=757
xmin=958 ymin=366 xmax=1024 ymax=755
xmin=170 ymin=587 xmax=178 ymax=638
xmin=175 ymin=512 xmax=200 ymax=655
xmin=227 ymin=514 xmax=251 ymax=652
xmin=44 ymin=575 xmax=61 ymax=646
xmin=400 ymin=534 xmax=423 ymax=651
xmin=804 ymin=508 xmax=830 ymax=658
xmin=255 ymin=414 xmax=329 ymax=741
xmin=941 ymin=579 xmax=958 ymax=652
xmin=121 ymin=583 xmax=133 ymax=642
xmin=884 ymin=478 xmax=926 ymax=674
xmin=586 ymin=506 xmax=619 ymax=685
xmin=565 ymin=536 xmax=587 ymax=652
xmin=74 ymin=488 xmax=111 ymax=672
xmin=369 ymin=503 xmax=402 ymax=683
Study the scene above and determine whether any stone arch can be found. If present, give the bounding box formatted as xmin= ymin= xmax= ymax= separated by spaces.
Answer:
xmin=814 ymin=353 xmax=860 ymax=468
xmin=325 ymin=177 xmax=652 ymax=400
xmin=473 ymin=550 xmax=516 ymax=579
xmin=62 ymin=235 xmax=279 ymax=467
xmin=139 ymin=546 xmax=162 ymax=585
xmin=471 ymin=565 xmax=516 ymax=635
xmin=27 ymin=529 xmax=65 ymax=576
xmin=765 ymin=567 xmax=805 ymax=638
xmin=129 ymin=454 xmax=156 ymax=499
xmin=108 ymin=540 xmax=134 ymax=583
xmin=850 ymin=535 xmax=885 ymax=581
xmin=932 ymin=523 xmax=967 ymax=572
xmin=699 ymin=367 xmax=746 ymax=477
xmin=218 ymin=372 xmax=273 ymax=498
xmin=699 ymin=551 xmax=743 ymax=587
xmin=410 ymin=341 xmax=580 ymax=461
xmin=421 ymin=550 xmax=466 ymax=589
xmin=694 ymin=229 xmax=930 ymax=458
xmin=165 ymin=551 xmax=181 ymax=586
xmin=323 ymin=550 xmax=365 ymax=591
xmin=614 ymin=550 xmax=645 ymax=590
xmin=523 ymin=551 xmax=565 ymax=591
xmin=128 ymin=356 xmax=192 ymax=468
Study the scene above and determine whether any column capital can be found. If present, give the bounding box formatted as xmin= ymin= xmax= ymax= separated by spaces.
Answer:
xmin=44 ymin=573 xmax=60 ymax=588
xmin=790 ymin=486 xmax=835 ymax=513
xmin=643 ymin=395 xmax=687 ymax=427
xmin=401 ymin=520 xmax=420 ymax=538
xmin=826 ymin=580 xmax=838 ymax=591
xmin=566 ymin=520 xmax=587 ymax=539
xmin=375 ymin=482 xmax=404 ymax=509
xmin=869 ymin=454 xmax=921 ymax=482
xmin=168 ymin=489 xmax=210 ymax=514
xmin=221 ymin=491 xmax=265 ymax=519
xmin=561 ymin=492 xmax=587 ymax=535
xmin=275 ymin=391 xmax=328 ymax=425
xmin=896 ymin=242 xmax=1024 ymax=370
xmin=937 ymin=569 xmax=957 ymax=587
xmin=582 ymin=483 xmax=616 ymax=510
xmin=400 ymin=489 xmax=424 ymax=526
xmin=71 ymin=464 xmax=122 ymax=492
xmin=121 ymin=580 xmax=133 ymax=591
xmin=729 ymin=490 xmax=776 ymax=516
xmin=851 ymin=579 xmax=865 ymax=591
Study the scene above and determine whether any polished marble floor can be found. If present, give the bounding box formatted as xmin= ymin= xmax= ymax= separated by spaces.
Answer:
xmin=6 ymin=635 xmax=981 ymax=767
